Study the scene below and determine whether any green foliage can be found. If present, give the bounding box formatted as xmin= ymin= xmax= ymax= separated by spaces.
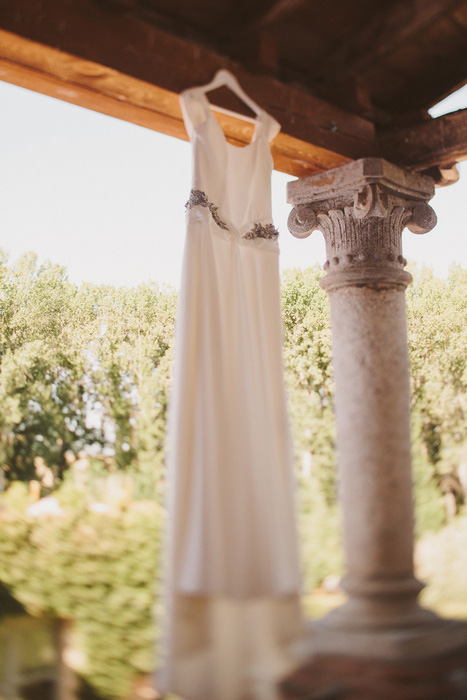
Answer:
xmin=411 ymin=450 xmax=446 ymax=537
xmin=407 ymin=264 xmax=467 ymax=531
xmin=417 ymin=515 xmax=467 ymax=617
xmin=0 ymin=484 xmax=162 ymax=699
xmin=0 ymin=251 xmax=177 ymax=499
xmin=2 ymin=253 xmax=467 ymax=696
xmin=281 ymin=267 xmax=341 ymax=588
xmin=298 ymin=480 xmax=343 ymax=590
xmin=281 ymin=267 xmax=336 ymax=505
xmin=0 ymin=580 xmax=26 ymax=618
xmin=282 ymin=263 xmax=467 ymax=553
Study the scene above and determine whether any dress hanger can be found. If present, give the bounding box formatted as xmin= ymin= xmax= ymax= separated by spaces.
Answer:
xmin=192 ymin=69 xmax=263 ymax=124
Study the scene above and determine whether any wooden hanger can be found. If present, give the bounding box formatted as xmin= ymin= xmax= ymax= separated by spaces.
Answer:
xmin=194 ymin=69 xmax=263 ymax=124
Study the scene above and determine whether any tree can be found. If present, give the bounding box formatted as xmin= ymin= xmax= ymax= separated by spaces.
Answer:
xmin=0 ymin=251 xmax=177 ymax=496
xmin=281 ymin=266 xmax=336 ymax=503
xmin=1 ymin=249 xmax=466 ymax=554
xmin=407 ymin=264 xmax=467 ymax=531
xmin=0 ymin=253 xmax=103 ymax=483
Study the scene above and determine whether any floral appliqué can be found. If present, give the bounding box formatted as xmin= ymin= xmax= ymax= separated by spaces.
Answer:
xmin=185 ymin=189 xmax=229 ymax=231
xmin=185 ymin=189 xmax=279 ymax=240
xmin=243 ymin=222 xmax=279 ymax=241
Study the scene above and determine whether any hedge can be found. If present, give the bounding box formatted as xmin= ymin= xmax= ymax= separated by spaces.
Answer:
xmin=0 ymin=482 xmax=163 ymax=699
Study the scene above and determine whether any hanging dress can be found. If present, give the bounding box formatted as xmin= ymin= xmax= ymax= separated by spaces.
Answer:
xmin=159 ymin=84 xmax=304 ymax=700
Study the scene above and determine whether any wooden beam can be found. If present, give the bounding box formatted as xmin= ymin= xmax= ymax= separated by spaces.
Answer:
xmin=255 ymin=0 xmax=311 ymax=29
xmin=318 ymin=0 xmax=466 ymax=83
xmin=0 ymin=30 xmax=364 ymax=178
xmin=0 ymin=31 xmax=188 ymax=140
xmin=0 ymin=0 xmax=377 ymax=176
xmin=379 ymin=109 xmax=467 ymax=171
xmin=391 ymin=57 xmax=467 ymax=115
xmin=4 ymin=2 xmax=461 ymax=177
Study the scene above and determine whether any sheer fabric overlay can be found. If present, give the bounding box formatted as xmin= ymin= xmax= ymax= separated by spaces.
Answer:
xmin=158 ymin=87 xmax=304 ymax=700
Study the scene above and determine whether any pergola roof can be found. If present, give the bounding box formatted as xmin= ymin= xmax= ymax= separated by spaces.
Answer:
xmin=0 ymin=0 xmax=466 ymax=178
xmin=121 ymin=0 xmax=467 ymax=118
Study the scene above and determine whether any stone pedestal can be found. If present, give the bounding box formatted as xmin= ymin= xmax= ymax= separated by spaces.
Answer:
xmin=280 ymin=642 xmax=467 ymax=700
xmin=287 ymin=158 xmax=467 ymax=659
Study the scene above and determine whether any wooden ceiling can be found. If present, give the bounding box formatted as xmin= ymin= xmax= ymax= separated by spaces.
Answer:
xmin=0 ymin=0 xmax=466 ymax=179
xmin=108 ymin=0 xmax=467 ymax=120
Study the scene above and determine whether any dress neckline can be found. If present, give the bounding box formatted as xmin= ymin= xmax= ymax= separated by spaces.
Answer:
xmin=199 ymin=93 xmax=263 ymax=151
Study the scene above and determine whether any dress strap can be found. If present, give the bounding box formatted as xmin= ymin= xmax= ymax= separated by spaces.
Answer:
xmin=180 ymin=89 xmax=211 ymax=139
xmin=260 ymin=112 xmax=281 ymax=143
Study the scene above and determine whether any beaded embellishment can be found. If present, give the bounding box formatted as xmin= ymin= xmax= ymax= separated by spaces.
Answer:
xmin=185 ymin=189 xmax=229 ymax=230
xmin=243 ymin=222 xmax=279 ymax=240
xmin=185 ymin=189 xmax=279 ymax=240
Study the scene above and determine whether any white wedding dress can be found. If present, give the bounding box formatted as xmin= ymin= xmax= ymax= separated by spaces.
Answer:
xmin=159 ymin=84 xmax=304 ymax=700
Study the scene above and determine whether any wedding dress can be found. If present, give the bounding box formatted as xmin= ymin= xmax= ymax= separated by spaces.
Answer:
xmin=159 ymin=72 xmax=303 ymax=700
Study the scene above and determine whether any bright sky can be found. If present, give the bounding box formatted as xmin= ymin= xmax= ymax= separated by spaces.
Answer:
xmin=0 ymin=79 xmax=466 ymax=288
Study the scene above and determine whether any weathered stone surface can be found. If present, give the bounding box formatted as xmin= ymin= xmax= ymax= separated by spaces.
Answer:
xmin=286 ymin=158 xmax=467 ymax=658
xmin=279 ymin=643 xmax=467 ymax=700
xmin=288 ymin=159 xmax=437 ymax=290
xmin=287 ymin=158 xmax=435 ymax=211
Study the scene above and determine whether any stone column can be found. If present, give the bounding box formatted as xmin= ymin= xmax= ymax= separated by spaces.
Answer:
xmin=287 ymin=158 xmax=467 ymax=658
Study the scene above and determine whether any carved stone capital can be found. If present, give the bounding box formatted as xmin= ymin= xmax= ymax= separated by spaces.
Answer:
xmin=287 ymin=158 xmax=437 ymax=291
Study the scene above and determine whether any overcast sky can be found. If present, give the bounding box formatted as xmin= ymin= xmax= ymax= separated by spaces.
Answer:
xmin=0 ymin=80 xmax=466 ymax=288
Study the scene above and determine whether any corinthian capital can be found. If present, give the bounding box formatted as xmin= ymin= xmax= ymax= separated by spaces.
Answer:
xmin=287 ymin=158 xmax=437 ymax=291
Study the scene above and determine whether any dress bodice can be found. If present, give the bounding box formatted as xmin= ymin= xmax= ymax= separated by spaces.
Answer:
xmin=180 ymin=89 xmax=281 ymax=244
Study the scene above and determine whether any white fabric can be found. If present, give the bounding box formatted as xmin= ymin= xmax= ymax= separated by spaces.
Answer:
xmin=159 ymin=87 xmax=304 ymax=700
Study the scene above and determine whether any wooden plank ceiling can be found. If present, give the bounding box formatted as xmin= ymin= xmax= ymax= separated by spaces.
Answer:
xmin=0 ymin=0 xmax=466 ymax=178
xmin=120 ymin=0 xmax=467 ymax=118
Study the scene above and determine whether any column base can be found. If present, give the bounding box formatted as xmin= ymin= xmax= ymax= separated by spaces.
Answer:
xmin=281 ymin=632 xmax=467 ymax=700
xmin=318 ymin=587 xmax=440 ymax=632
xmin=297 ymin=615 xmax=467 ymax=661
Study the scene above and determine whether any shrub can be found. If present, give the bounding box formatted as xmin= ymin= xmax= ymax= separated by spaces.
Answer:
xmin=0 ymin=483 xmax=163 ymax=699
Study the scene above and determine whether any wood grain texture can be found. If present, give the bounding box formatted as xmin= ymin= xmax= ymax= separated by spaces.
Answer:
xmin=316 ymin=0 xmax=466 ymax=82
xmin=0 ymin=4 xmax=464 ymax=176
xmin=0 ymin=0 xmax=377 ymax=162
xmin=0 ymin=28 xmax=360 ymax=177
xmin=380 ymin=109 xmax=467 ymax=170
xmin=1 ymin=0 xmax=462 ymax=125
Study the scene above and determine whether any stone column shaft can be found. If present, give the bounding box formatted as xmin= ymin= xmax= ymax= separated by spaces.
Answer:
xmin=288 ymin=158 xmax=438 ymax=634
xmin=328 ymin=283 xmax=424 ymax=627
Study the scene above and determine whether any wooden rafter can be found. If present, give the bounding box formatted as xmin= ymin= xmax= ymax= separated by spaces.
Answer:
xmin=253 ymin=0 xmax=311 ymax=29
xmin=318 ymin=0 xmax=466 ymax=82
xmin=393 ymin=59 xmax=467 ymax=115
xmin=0 ymin=1 xmax=466 ymax=178
xmin=380 ymin=109 xmax=467 ymax=171
xmin=0 ymin=4 xmax=377 ymax=178
xmin=0 ymin=29 xmax=360 ymax=178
